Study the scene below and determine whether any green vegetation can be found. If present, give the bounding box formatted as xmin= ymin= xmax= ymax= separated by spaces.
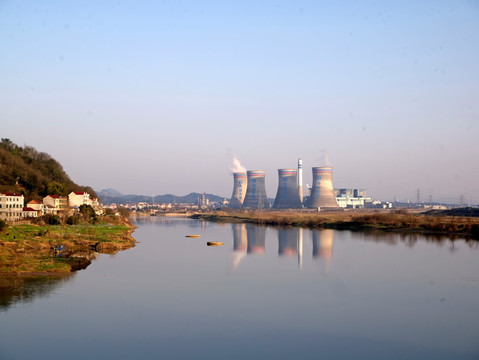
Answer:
xmin=0 ymin=219 xmax=6 ymax=232
xmin=191 ymin=210 xmax=479 ymax=239
xmin=0 ymin=138 xmax=96 ymax=201
xmin=0 ymin=218 xmax=136 ymax=274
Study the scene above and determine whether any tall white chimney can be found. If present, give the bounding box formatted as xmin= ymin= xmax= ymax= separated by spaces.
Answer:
xmin=298 ymin=158 xmax=303 ymax=203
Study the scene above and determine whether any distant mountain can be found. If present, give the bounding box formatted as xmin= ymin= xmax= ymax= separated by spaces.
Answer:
xmin=0 ymin=138 xmax=96 ymax=201
xmin=98 ymin=190 xmax=225 ymax=205
xmin=98 ymin=188 xmax=123 ymax=197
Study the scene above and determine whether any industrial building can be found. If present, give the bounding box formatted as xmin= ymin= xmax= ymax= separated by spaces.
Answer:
xmin=307 ymin=167 xmax=339 ymax=209
xmin=229 ymin=172 xmax=247 ymax=208
xmin=273 ymin=169 xmax=302 ymax=209
xmin=227 ymin=160 xmax=376 ymax=211
xmin=335 ymin=188 xmax=372 ymax=209
xmin=242 ymin=171 xmax=271 ymax=210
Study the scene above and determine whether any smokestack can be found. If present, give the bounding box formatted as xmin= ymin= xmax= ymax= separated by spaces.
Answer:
xmin=229 ymin=172 xmax=247 ymax=208
xmin=273 ymin=169 xmax=302 ymax=209
xmin=242 ymin=170 xmax=271 ymax=210
xmin=307 ymin=167 xmax=338 ymax=209
xmin=298 ymin=158 xmax=303 ymax=203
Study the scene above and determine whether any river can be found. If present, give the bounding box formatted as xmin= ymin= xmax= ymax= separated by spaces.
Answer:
xmin=1 ymin=217 xmax=478 ymax=359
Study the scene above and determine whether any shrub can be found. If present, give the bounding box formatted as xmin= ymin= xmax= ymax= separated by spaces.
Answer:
xmin=43 ymin=214 xmax=61 ymax=225
xmin=66 ymin=215 xmax=80 ymax=225
xmin=0 ymin=219 xmax=7 ymax=231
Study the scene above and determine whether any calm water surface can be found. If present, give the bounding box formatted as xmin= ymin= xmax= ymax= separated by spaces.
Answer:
xmin=1 ymin=217 xmax=478 ymax=359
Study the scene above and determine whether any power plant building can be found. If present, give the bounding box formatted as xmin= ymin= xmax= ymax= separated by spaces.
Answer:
xmin=307 ymin=167 xmax=339 ymax=209
xmin=229 ymin=172 xmax=247 ymax=208
xmin=242 ymin=171 xmax=271 ymax=210
xmin=273 ymin=169 xmax=302 ymax=209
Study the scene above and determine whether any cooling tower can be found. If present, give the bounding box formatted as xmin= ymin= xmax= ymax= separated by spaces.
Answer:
xmin=242 ymin=171 xmax=271 ymax=209
xmin=307 ymin=167 xmax=339 ymax=208
xmin=229 ymin=172 xmax=247 ymax=208
xmin=273 ymin=169 xmax=302 ymax=209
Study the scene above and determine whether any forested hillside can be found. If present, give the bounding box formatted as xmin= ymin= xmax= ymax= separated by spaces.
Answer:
xmin=0 ymin=138 xmax=96 ymax=201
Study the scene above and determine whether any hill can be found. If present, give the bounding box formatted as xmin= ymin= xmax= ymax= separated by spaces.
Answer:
xmin=0 ymin=138 xmax=96 ymax=201
xmin=98 ymin=189 xmax=225 ymax=205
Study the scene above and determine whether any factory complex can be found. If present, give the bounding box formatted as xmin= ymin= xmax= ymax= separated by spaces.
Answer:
xmin=229 ymin=159 xmax=371 ymax=210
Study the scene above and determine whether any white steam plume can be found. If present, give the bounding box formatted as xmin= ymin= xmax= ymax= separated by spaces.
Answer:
xmin=319 ymin=149 xmax=332 ymax=166
xmin=230 ymin=153 xmax=246 ymax=173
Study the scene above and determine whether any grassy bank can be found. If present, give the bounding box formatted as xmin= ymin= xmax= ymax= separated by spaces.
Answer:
xmin=0 ymin=217 xmax=136 ymax=275
xmin=191 ymin=210 xmax=479 ymax=239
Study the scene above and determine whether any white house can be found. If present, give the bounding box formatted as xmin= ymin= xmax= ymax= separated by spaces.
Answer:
xmin=43 ymin=195 xmax=68 ymax=214
xmin=22 ymin=207 xmax=38 ymax=218
xmin=68 ymin=192 xmax=91 ymax=207
xmin=27 ymin=200 xmax=44 ymax=215
xmin=0 ymin=193 xmax=25 ymax=221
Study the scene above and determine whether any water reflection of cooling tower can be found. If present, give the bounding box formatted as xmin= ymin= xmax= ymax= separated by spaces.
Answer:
xmin=229 ymin=172 xmax=247 ymax=208
xmin=232 ymin=223 xmax=248 ymax=252
xmin=312 ymin=229 xmax=334 ymax=259
xmin=278 ymin=228 xmax=298 ymax=256
xmin=273 ymin=169 xmax=302 ymax=209
xmin=246 ymin=224 xmax=266 ymax=254
xmin=242 ymin=171 xmax=271 ymax=209
xmin=307 ymin=167 xmax=338 ymax=208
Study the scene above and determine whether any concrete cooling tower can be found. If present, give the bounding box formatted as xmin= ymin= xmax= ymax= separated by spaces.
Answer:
xmin=242 ymin=171 xmax=271 ymax=209
xmin=229 ymin=172 xmax=247 ymax=208
xmin=307 ymin=167 xmax=339 ymax=209
xmin=273 ymin=169 xmax=302 ymax=209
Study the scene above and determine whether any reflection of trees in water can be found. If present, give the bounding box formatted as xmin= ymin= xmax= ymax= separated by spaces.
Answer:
xmin=352 ymin=230 xmax=478 ymax=252
xmin=0 ymin=275 xmax=73 ymax=312
xmin=132 ymin=217 xmax=205 ymax=229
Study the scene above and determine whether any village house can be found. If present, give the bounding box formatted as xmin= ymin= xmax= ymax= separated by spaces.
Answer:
xmin=68 ymin=192 xmax=91 ymax=207
xmin=27 ymin=199 xmax=45 ymax=215
xmin=22 ymin=207 xmax=38 ymax=218
xmin=68 ymin=192 xmax=103 ymax=215
xmin=0 ymin=193 xmax=25 ymax=221
xmin=43 ymin=195 xmax=68 ymax=214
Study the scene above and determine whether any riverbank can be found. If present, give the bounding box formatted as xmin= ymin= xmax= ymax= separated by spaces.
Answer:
xmin=0 ymin=217 xmax=136 ymax=275
xmin=191 ymin=210 xmax=479 ymax=239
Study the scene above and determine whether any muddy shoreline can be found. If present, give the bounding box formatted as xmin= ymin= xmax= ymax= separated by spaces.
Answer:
xmin=190 ymin=210 xmax=479 ymax=240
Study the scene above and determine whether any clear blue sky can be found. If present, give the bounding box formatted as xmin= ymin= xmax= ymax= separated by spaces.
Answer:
xmin=1 ymin=0 xmax=478 ymax=203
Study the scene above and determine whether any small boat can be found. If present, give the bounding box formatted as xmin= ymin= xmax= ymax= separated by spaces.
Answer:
xmin=185 ymin=235 xmax=201 ymax=238
xmin=207 ymin=242 xmax=224 ymax=246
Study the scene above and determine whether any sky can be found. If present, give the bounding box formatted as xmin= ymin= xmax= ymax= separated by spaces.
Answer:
xmin=1 ymin=0 xmax=478 ymax=203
